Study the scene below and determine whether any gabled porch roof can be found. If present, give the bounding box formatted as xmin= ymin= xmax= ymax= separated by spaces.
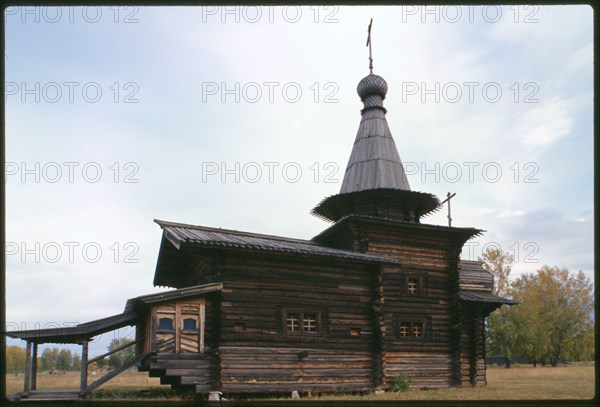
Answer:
xmin=5 ymin=282 xmax=223 ymax=344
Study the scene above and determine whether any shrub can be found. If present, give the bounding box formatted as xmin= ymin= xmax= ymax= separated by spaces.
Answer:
xmin=391 ymin=375 xmax=411 ymax=392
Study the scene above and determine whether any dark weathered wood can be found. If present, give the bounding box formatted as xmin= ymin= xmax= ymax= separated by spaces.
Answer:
xmin=87 ymin=338 xmax=142 ymax=365
xmin=23 ymin=341 xmax=32 ymax=394
xmin=85 ymin=353 xmax=147 ymax=393
xmin=20 ymin=390 xmax=81 ymax=401
xmin=31 ymin=343 xmax=38 ymax=390
xmin=80 ymin=341 xmax=88 ymax=392
xmin=151 ymin=310 xmax=158 ymax=353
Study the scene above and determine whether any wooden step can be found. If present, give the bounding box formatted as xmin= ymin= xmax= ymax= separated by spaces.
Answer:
xmin=180 ymin=375 xmax=211 ymax=385
xmin=151 ymin=358 xmax=211 ymax=369
xmin=155 ymin=352 xmax=207 ymax=360
xmin=22 ymin=390 xmax=82 ymax=401
xmin=166 ymin=368 xmax=212 ymax=377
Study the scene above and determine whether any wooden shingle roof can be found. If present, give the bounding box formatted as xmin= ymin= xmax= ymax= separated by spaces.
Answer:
xmin=155 ymin=219 xmax=400 ymax=264
xmin=5 ymin=312 xmax=137 ymax=344
xmin=124 ymin=283 xmax=223 ymax=313
xmin=459 ymin=291 xmax=518 ymax=305
xmin=6 ymin=283 xmax=223 ymax=343
xmin=340 ymin=95 xmax=411 ymax=193
xmin=458 ymin=260 xmax=494 ymax=292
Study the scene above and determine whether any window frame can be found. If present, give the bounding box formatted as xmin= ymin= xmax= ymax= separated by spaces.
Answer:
xmin=282 ymin=309 xmax=322 ymax=336
xmin=180 ymin=305 xmax=200 ymax=334
xmin=182 ymin=317 xmax=199 ymax=333
xmin=158 ymin=316 xmax=175 ymax=333
xmin=396 ymin=318 xmax=427 ymax=341
xmin=403 ymin=272 xmax=427 ymax=296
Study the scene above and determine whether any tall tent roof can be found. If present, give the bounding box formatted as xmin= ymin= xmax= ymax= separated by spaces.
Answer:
xmin=339 ymin=73 xmax=411 ymax=194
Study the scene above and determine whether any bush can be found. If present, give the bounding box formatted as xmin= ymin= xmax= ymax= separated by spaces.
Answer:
xmin=391 ymin=375 xmax=411 ymax=392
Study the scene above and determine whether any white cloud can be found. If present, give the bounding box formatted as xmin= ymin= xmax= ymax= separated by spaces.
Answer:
xmin=518 ymin=97 xmax=573 ymax=147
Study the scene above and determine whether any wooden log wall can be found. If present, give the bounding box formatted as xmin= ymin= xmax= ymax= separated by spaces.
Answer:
xmin=365 ymin=224 xmax=463 ymax=388
xmin=473 ymin=306 xmax=487 ymax=386
xmin=459 ymin=304 xmax=474 ymax=386
xmin=370 ymin=267 xmax=386 ymax=390
xmin=207 ymin=291 xmax=222 ymax=391
xmin=457 ymin=303 xmax=489 ymax=387
xmin=218 ymin=256 xmax=377 ymax=393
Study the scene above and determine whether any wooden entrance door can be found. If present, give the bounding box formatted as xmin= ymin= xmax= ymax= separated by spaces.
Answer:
xmin=153 ymin=300 xmax=205 ymax=353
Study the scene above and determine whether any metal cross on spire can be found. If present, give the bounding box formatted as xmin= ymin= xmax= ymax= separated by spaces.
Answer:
xmin=441 ymin=192 xmax=457 ymax=227
xmin=366 ymin=18 xmax=373 ymax=74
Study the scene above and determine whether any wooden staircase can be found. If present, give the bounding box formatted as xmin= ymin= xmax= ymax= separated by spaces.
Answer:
xmin=139 ymin=352 xmax=212 ymax=394
xmin=10 ymin=390 xmax=82 ymax=402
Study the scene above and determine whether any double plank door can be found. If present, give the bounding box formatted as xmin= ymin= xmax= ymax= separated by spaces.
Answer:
xmin=153 ymin=300 xmax=205 ymax=353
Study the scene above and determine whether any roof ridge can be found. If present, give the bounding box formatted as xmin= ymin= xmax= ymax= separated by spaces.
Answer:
xmin=154 ymin=219 xmax=317 ymax=245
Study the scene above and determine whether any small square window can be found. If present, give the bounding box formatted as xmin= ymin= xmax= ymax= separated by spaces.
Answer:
xmin=284 ymin=311 xmax=321 ymax=336
xmin=303 ymin=314 xmax=318 ymax=333
xmin=183 ymin=318 xmax=197 ymax=331
xmin=412 ymin=323 xmax=422 ymax=337
xmin=399 ymin=323 xmax=410 ymax=337
xmin=398 ymin=320 xmax=425 ymax=340
xmin=287 ymin=313 xmax=300 ymax=333
xmin=158 ymin=317 xmax=173 ymax=332
xmin=408 ymin=278 xmax=420 ymax=294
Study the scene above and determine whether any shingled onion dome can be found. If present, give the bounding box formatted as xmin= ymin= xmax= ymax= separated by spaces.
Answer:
xmin=357 ymin=73 xmax=388 ymax=112
xmin=311 ymin=72 xmax=440 ymax=224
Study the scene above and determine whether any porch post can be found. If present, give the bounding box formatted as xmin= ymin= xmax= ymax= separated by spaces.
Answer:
xmin=80 ymin=340 xmax=88 ymax=393
xmin=31 ymin=342 xmax=38 ymax=390
xmin=23 ymin=341 xmax=32 ymax=394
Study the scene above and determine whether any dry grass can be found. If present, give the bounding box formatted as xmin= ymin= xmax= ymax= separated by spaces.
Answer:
xmin=309 ymin=363 xmax=596 ymax=401
xmin=5 ymin=370 xmax=169 ymax=397
xmin=4 ymin=363 xmax=595 ymax=401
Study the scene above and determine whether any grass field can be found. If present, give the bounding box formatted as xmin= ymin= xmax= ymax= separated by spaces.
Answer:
xmin=4 ymin=363 xmax=595 ymax=401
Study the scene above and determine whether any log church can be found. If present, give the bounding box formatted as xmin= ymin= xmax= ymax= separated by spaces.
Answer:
xmin=7 ymin=28 xmax=514 ymax=400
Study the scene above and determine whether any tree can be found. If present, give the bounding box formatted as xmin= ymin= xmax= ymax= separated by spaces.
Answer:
xmin=524 ymin=266 xmax=594 ymax=366
xmin=71 ymin=353 xmax=82 ymax=371
xmin=479 ymin=246 xmax=514 ymax=296
xmin=107 ymin=337 xmax=135 ymax=370
xmin=56 ymin=349 xmax=73 ymax=372
xmin=509 ymin=273 xmax=549 ymax=366
xmin=488 ymin=266 xmax=594 ymax=367
xmin=480 ymin=247 xmax=516 ymax=367
xmin=6 ymin=345 xmax=26 ymax=374
xmin=40 ymin=347 xmax=59 ymax=372
xmin=486 ymin=305 xmax=520 ymax=368
xmin=94 ymin=357 xmax=107 ymax=369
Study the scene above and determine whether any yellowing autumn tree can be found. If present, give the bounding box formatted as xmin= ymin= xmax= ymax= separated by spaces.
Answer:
xmin=6 ymin=345 xmax=26 ymax=374
xmin=479 ymin=246 xmax=514 ymax=297
xmin=486 ymin=264 xmax=594 ymax=367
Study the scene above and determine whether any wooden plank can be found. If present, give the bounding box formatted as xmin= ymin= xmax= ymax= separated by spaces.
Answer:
xmin=86 ymin=353 xmax=147 ymax=393
xmin=181 ymin=376 xmax=211 ymax=385
xmin=31 ymin=343 xmax=37 ymax=391
xmin=151 ymin=359 xmax=211 ymax=369
xmin=80 ymin=341 xmax=88 ymax=392
xmin=23 ymin=341 xmax=31 ymax=394
xmin=22 ymin=390 xmax=81 ymax=401
xmin=195 ymin=384 xmax=211 ymax=393
xmin=87 ymin=338 xmax=142 ymax=365
xmin=222 ymin=382 xmax=372 ymax=393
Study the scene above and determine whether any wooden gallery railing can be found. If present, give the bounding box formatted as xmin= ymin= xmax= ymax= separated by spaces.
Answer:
xmin=80 ymin=337 xmax=148 ymax=396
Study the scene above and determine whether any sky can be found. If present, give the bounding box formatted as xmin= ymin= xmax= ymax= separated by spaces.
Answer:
xmin=4 ymin=5 xmax=594 ymax=356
